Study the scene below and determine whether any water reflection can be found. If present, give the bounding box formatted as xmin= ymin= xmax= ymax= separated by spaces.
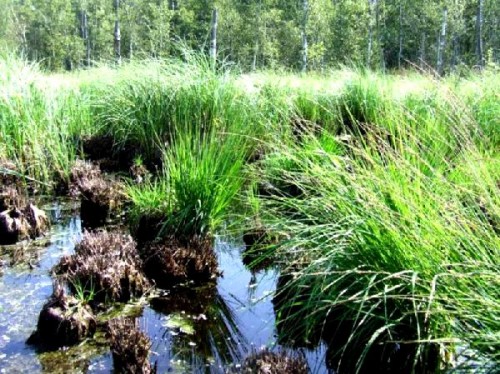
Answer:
xmin=1 ymin=204 xmax=329 ymax=373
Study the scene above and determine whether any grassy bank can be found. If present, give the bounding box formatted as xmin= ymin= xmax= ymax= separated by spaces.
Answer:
xmin=0 ymin=56 xmax=498 ymax=371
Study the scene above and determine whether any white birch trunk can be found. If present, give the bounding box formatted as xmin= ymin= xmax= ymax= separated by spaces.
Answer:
xmin=210 ymin=8 xmax=218 ymax=67
xmin=436 ymin=7 xmax=447 ymax=76
xmin=476 ymin=0 xmax=484 ymax=67
xmin=301 ymin=0 xmax=309 ymax=72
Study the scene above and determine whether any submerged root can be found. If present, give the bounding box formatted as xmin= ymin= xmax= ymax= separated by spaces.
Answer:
xmin=140 ymin=236 xmax=219 ymax=288
xmin=238 ymin=349 xmax=308 ymax=374
xmin=27 ymin=283 xmax=96 ymax=349
xmin=54 ymin=231 xmax=150 ymax=305
xmin=106 ymin=317 xmax=155 ymax=374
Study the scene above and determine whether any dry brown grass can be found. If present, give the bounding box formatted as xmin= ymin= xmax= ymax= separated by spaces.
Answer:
xmin=106 ymin=317 xmax=155 ymax=374
xmin=239 ymin=349 xmax=308 ymax=374
xmin=140 ymin=235 xmax=219 ymax=288
xmin=55 ymin=231 xmax=150 ymax=305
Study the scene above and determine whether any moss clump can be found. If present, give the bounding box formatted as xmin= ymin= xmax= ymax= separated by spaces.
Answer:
xmin=55 ymin=231 xmax=150 ymax=305
xmin=27 ymin=283 xmax=96 ymax=350
xmin=106 ymin=317 xmax=155 ymax=374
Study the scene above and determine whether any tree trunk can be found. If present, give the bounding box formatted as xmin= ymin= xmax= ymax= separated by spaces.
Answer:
xmin=398 ymin=1 xmax=403 ymax=69
xmin=301 ymin=0 xmax=309 ymax=72
xmin=476 ymin=0 xmax=484 ymax=68
xmin=114 ymin=21 xmax=121 ymax=65
xmin=375 ymin=0 xmax=385 ymax=71
xmin=252 ymin=41 xmax=258 ymax=71
xmin=81 ymin=10 xmax=90 ymax=67
xmin=420 ymin=32 xmax=426 ymax=69
xmin=367 ymin=0 xmax=375 ymax=67
xmin=436 ymin=7 xmax=447 ymax=76
xmin=209 ymin=8 xmax=218 ymax=67
xmin=114 ymin=0 xmax=121 ymax=65
xmin=451 ymin=34 xmax=459 ymax=68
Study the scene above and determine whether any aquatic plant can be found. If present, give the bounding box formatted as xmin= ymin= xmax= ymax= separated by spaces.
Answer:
xmin=127 ymin=121 xmax=251 ymax=239
xmin=251 ymin=78 xmax=499 ymax=372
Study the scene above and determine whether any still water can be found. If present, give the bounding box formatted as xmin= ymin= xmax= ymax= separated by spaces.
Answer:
xmin=0 ymin=201 xmax=327 ymax=373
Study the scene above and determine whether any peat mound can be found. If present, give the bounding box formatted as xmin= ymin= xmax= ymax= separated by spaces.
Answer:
xmin=140 ymin=235 xmax=219 ymax=289
xmin=67 ymin=160 xmax=125 ymax=229
xmin=0 ymin=203 xmax=49 ymax=245
xmin=27 ymin=283 xmax=96 ymax=350
xmin=237 ymin=349 xmax=308 ymax=374
xmin=106 ymin=317 xmax=156 ymax=374
xmin=0 ymin=159 xmax=20 ymax=186
xmin=0 ymin=186 xmax=23 ymax=211
xmin=54 ymin=231 xmax=150 ymax=306
xmin=82 ymin=135 xmax=138 ymax=173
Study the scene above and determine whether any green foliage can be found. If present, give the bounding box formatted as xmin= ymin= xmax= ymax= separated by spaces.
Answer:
xmin=0 ymin=57 xmax=93 ymax=186
xmin=0 ymin=0 xmax=498 ymax=71
xmin=127 ymin=125 xmax=251 ymax=238
xmin=250 ymin=71 xmax=499 ymax=371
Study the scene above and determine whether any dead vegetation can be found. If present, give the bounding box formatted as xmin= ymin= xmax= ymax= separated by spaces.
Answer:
xmin=140 ymin=235 xmax=219 ymax=289
xmin=27 ymin=283 xmax=97 ymax=350
xmin=106 ymin=317 xmax=156 ymax=374
xmin=65 ymin=160 xmax=125 ymax=229
xmin=238 ymin=349 xmax=308 ymax=374
xmin=0 ymin=203 xmax=49 ymax=245
xmin=0 ymin=158 xmax=20 ymax=186
xmin=54 ymin=231 xmax=150 ymax=305
xmin=0 ymin=186 xmax=23 ymax=211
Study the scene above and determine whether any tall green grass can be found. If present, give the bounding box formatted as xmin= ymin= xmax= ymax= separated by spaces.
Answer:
xmin=0 ymin=57 xmax=93 ymax=187
xmin=127 ymin=123 xmax=252 ymax=238
xmin=250 ymin=72 xmax=499 ymax=371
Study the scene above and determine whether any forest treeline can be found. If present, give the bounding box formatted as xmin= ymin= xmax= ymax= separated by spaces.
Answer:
xmin=0 ymin=0 xmax=498 ymax=72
